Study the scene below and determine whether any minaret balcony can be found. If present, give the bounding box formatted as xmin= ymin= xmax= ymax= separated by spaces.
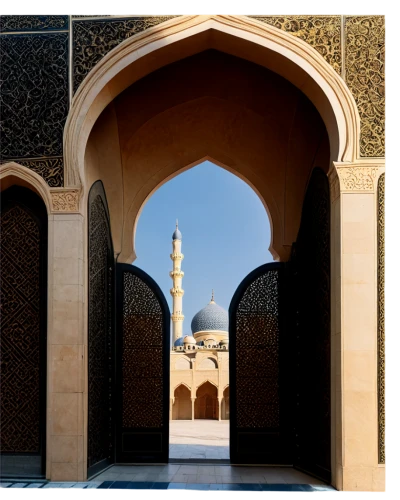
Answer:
xmin=170 ymin=287 xmax=184 ymax=297
xmin=171 ymin=313 xmax=184 ymax=322
xmin=170 ymin=270 xmax=184 ymax=278
xmin=170 ymin=253 xmax=184 ymax=260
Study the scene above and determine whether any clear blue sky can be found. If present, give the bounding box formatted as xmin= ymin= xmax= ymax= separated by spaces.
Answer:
xmin=134 ymin=161 xmax=273 ymax=337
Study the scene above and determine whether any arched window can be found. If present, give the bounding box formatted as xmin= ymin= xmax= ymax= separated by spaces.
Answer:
xmin=198 ymin=357 xmax=218 ymax=370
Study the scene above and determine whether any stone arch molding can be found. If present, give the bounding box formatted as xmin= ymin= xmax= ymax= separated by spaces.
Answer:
xmin=64 ymin=14 xmax=360 ymax=189
xmin=0 ymin=162 xmax=80 ymax=214
xmin=173 ymin=382 xmax=192 ymax=392
xmin=196 ymin=379 xmax=218 ymax=390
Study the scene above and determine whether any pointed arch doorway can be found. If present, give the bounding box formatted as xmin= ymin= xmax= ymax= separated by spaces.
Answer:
xmin=74 ymin=12 xmax=350 ymax=488
xmin=194 ymin=382 xmax=219 ymax=420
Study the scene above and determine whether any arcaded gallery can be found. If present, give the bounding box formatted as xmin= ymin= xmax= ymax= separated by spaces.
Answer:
xmin=0 ymin=15 xmax=385 ymax=491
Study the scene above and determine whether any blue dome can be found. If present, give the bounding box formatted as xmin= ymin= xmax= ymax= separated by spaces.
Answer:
xmin=174 ymin=337 xmax=185 ymax=347
xmin=172 ymin=228 xmax=182 ymax=240
xmin=191 ymin=301 xmax=229 ymax=334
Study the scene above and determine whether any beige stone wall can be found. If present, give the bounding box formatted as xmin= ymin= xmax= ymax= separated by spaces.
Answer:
xmin=170 ymin=348 xmax=229 ymax=420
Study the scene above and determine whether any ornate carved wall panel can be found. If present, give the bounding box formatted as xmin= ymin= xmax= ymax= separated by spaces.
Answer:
xmin=251 ymin=16 xmax=342 ymax=74
xmin=0 ymin=31 xmax=69 ymax=187
xmin=88 ymin=182 xmax=114 ymax=474
xmin=0 ymin=16 xmax=69 ymax=33
xmin=116 ymin=264 xmax=169 ymax=463
xmin=345 ymin=16 xmax=385 ymax=157
xmin=72 ymin=16 xmax=175 ymax=93
xmin=377 ymin=173 xmax=385 ymax=464
xmin=0 ymin=186 xmax=47 ymax=476
xmin=290 ymin=167 xmax=331 ymax=482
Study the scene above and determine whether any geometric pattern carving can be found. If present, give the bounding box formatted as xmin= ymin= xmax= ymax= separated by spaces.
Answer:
xmin=122 ymin=272 xmax=164 ymax=428
xmin=236 ymin=270 xmax=280 ymax=428
xmin=291 ymin=167 xmax=331 ymax=481
xmin=337 ymin=166 xmax=379 ymax=191
xmin=0 ymin=33 xmax=69 ymax=160
xmin=377 ymin=173 xmax=385 ymax=464
xmin=72 ymin=16 xmax=175 ymax=93
xmin=1 ymin=157 xmax=64 ymax=187
xmin=251 ymin=16 xmax=342 ymax=74
xmin=88 ymin=192 xmax=113 ymax=469
xmin=0 ymin=204 xmax=41 ymax=453
xmin=345 ymin=16 xmax=385 ymax=157
xmin=0 ymin=15 xmax=69 ymax=32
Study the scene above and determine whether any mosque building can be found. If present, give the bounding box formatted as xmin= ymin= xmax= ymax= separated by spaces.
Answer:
xmin=169 ymin=222 xmax=229 ymax=421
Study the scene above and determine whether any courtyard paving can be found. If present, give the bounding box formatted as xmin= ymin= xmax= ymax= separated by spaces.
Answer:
xmin=169 ymin=419 xmax=229 ymax=459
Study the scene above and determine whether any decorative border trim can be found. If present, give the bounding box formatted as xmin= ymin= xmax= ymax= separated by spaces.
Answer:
xmin=50 ymin=189 xmax=80 ymax=212
xmin=377 ymin=173 xmax=385 ymax=464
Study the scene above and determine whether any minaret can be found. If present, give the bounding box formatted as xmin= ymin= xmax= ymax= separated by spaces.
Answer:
xmin=170 ymin=220 xmax=184 ymax=343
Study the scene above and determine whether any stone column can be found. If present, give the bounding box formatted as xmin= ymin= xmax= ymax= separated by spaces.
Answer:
xmin=47 ymin=191 xmax=86 ymax=482
xmin=329 ymin=162 xmax=385 ymax=491
xmin=191 ymin=398 xmax=195 ymax=420
xmin=218 ymin=399 xmax=222 ymax=421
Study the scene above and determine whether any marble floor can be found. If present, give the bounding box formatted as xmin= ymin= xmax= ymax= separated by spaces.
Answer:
xmin=0 ymin=420 xmax=335 ymax=490
xmin=90 ymin=464 xmax=329 ymax=485
xmin=169 ymin=419 xmax=229 ymax=459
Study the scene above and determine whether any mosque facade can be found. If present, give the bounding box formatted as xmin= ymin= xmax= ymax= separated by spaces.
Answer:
xmin=169 ymin=223 xmax=229 ymax=420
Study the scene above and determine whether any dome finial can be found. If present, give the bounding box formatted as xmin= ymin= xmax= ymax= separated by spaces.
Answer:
xmin=172 ymin=220 xmax=182 ymax=240
xmin=211 ymin=289 xmax=215 ymax=303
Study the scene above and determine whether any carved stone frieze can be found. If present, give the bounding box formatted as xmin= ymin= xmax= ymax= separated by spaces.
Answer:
xmin=337 ymin=166 xmax=379 ymax=192
xmin=345 ymin=16 xmax=385 ymax=157
xmin=72 ymin=16 xmax=176 ymax=93
xmin=50 ymin=190 xmax=80 ymax=212
xmin=251 ymin=16 xmax=342 ymax=74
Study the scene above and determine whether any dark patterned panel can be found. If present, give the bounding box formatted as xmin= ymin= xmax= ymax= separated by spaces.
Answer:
xmin=0 ymin=33 xmax=69 ymax=162
xmin=88 ymin=189 xmax=114 ymax=471
xmin=235 ymin=271 xmax=280 ymax=429
xmin=72 ymin=16 xmax=175 ymax=93
xmin=0 ymin=16 xmax=69 ymax=33
xmin=121 ymin=272 xmax=164 ymax=428
xmin=0 ymin=157 xmax=64 ymax=187
xmin=0 ymin=205 xmax=41 ymax=453
xmin=377 ymin=173 xmax=385 ymax=464
xmin=291 ymin=167 xmax=331 ymax=482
